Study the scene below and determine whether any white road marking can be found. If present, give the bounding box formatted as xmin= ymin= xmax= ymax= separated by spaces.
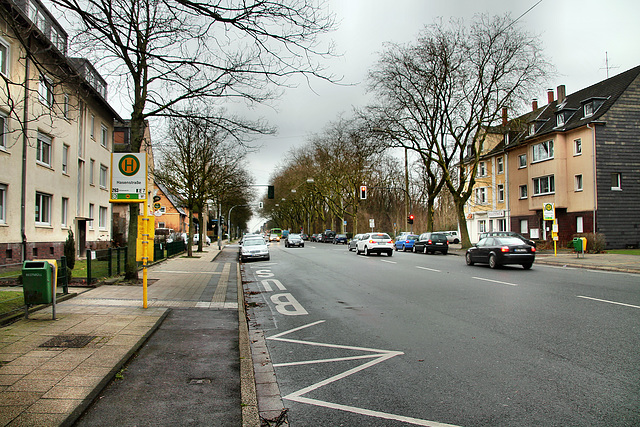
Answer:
xmin=380 ymin=259 xmax=396 ymax=264
xmin=268 ymin=321 xmax=461 ymax=427
xmin=577 ymin=295 xmax=640 ymax=309
xmin=472 ymin=277 xmax=519 ymax=286
xmin=416 ymin=266 xmax=440 ymax=272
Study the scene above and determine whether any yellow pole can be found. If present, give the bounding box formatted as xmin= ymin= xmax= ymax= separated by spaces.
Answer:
xmin=142 ymin=202 xmax=148 ymax=309
xmin=553 ymin=219 xmax=557 ymax=257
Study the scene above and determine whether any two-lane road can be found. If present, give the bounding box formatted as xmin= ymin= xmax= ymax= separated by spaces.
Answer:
xmin=242 ymin=240 xmax=640 ymax=426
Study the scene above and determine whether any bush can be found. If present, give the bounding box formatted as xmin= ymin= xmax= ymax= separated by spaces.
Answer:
xmin=571 ymin=232 xmax=606 ymax=253
xmin=64 ymin=229 xmax=76 ymax=270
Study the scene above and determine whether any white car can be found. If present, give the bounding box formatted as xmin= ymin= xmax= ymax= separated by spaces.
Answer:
xmin=239 ymin=239 xmax=270 ymax=262
xmin=356 ymin=232 xmax=394 ymax=256
xmin=443 ymin=231 xmax=460 ymax=244
xmin=182 ymin=233 xmax=211 ymax=245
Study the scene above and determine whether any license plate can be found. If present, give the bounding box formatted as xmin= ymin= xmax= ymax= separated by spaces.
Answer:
xmin=515 ymin=248 xmax=527 ymax=253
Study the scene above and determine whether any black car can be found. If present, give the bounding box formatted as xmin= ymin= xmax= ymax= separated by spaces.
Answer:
xmin=466 ymin=236 xmax=535 ymax=269
xmin=478 ymin=231 xmax=536 ymax=248
xmin=333 ymin=234 xmax=348 ymax=244
xmin=284 ymin=233 xmax=304 ymax=248
xmin=321 ymin=231 xmax=336 ymax=243
xmin=413 ymin=232 xmax=449 ymax=254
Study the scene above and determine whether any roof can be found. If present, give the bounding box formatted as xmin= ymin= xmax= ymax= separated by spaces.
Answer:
xmin=155 ymin=181 xmax=187 ymax=216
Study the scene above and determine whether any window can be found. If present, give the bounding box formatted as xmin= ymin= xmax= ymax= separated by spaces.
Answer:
xmin=0 ymin=184 xmax=6 ymax=224
xmin=497 ymin=157 xmax=504 ymax=174
xmin=519 ymin=184 xmax=528 ymax=199
xmin=575 ymin=174 xmax=583 ymax=192
xmin=478 ymin=220 xmax=486 ymax=233
xmin=100 ymin=125 xmax=108 ymax=148
xmin=90 ymin=115 xmax=95 ymax=139
xmin=0 ymin=111 xmax=6 ymax=149
xmin=576 ymin=216 xmax=584 ymax=233
xmin=61 ymin=197 xmax=68 ymax=227
xmin=518 ymin=154 xmax=527 ymax=168
xmin=556 ymin=113 xmax=565 ymax=127
xmin=533 ymin=175 xmax=555 ymax=196
xmin=99 ymin=164 xmax=108 ymax=188
xmin=477 ymin=162 xmax=487 ymax=177
xmin=520 ymin=219 xmax=528 ymax=234
xmin=584 ymin=103 xmax=593 ymax=117
xmin=529 ymin=123 xmax=536 ymax=136
xmin=475 ymin=187 xmax=487 ymax=204
xmin=99 ymin=206 xmax=108 ymax=229
xmin=89 ymin=159 xmax=95 ymax=185
xmin=63 ymin=94 xmax=70 ymax=119
xmin=611 ymin=173 xmax=621 ymax=190
xmin=0 ymin=38 xmax=8 ymax=76
xmin=39 ymin=74 xmax=54 ymax=107
xmin=497 ymin=218 xmax=506 ymax=231
xmin=88 ymin=203 xmax=94 ymax=229
xmin=36 ymin=132 xmax=52 ymax=166
xmin=35 ymin=192 xmax=52 ymax=225
xmin=497 ymin=184 xmax=504 ymax=203
xmin=532 ymin=140 xmax=554 ymax=162
xmin=574 ymin=139 xmax=582 ymax=156
xmin=62 ymin=144 xmax=69 ymax=174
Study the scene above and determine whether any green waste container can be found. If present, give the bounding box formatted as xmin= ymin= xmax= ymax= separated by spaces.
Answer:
xmin=572 ymin=237 xmax=587 ymax=252
xmin=22 ymin=261 xmax=53 ymax=305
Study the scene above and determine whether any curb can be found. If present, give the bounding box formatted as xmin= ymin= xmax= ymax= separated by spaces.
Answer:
xmin=238 ymin=262 xmax=260 ymax=426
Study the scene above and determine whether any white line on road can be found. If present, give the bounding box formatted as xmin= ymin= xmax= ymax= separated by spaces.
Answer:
xmin=577 ymin=295 xmax=640 ymax=309
xmin=472 ymin=277 xmax=519 ymax=286
xmin=380 ymin=260 xmax=397 ymax=264
xmin=416 ymin=266 xmax=440 ymax=272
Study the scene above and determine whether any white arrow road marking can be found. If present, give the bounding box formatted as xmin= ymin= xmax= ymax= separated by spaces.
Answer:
xmin=268 ymin=321 xmax=462 ymax=427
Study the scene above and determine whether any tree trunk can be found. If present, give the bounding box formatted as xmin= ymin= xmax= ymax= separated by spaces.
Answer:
xmin=454 ymin=198 xmax=472 ymax=248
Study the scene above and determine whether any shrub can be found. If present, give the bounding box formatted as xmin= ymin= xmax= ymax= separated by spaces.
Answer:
xmin=571 ymin=232 xmax=606 ymax=253
xmin=64 ymin=229 xmax=76 ymax=270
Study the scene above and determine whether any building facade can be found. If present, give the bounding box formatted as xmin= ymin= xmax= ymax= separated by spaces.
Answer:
xmin=465 ymin=66 xmax=640 ymax=249
xmin=0 ymin=0 xmax=122 ymax=264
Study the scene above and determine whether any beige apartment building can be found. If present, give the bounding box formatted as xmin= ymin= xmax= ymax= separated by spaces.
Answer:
xmin=0 ymin=0 xmax=123 ymax=264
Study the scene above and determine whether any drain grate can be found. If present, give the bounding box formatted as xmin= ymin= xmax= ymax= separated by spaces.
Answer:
xmin=39 ymin=335 xmax=96 ymax=348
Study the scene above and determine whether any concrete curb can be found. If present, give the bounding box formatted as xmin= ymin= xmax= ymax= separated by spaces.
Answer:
xmin=60 ymin=308 xmax=170 ymax=427
xmin=238 ymin=262 xmax=260 ymax=427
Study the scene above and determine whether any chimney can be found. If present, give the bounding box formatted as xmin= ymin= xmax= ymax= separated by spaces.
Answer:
xmin=532 ymin=98 xmax=538 ymax=111
xmin=557 ymin=85 xmax=566 ymax=103
xmin=547 ymin=89 xmax=554 ymax=104
xmin=502 ymin=107 xmax=508 ymax=126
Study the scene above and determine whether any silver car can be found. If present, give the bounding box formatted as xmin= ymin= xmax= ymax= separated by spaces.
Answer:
xmin=348 ymin=234 xmax=364 ymax=251
xmin=239 ymin=238 xmax=270 ymax=262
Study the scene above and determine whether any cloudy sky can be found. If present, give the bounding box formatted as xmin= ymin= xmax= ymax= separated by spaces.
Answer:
xmin=242 ymin=0 xmax=640 ymax=219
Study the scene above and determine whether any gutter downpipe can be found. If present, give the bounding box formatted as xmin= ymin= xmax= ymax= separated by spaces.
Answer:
xmin=587 ymin=123 xmax=596 ymax=233
xmin=20 ymin=49 xmax=31 ymax=262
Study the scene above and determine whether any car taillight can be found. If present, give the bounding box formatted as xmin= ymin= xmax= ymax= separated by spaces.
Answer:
xmin=500 ymin=246 xmax=510 ymax=252
xmin=388 ymin=240 xmax=393 ymax=244
xmin=531 ymin=247 xmax=536 ymax=252
xmin=369 ymin=240 xmax=375 ymax=244
xmin=427 ymin=240 xmax=432 ymax=244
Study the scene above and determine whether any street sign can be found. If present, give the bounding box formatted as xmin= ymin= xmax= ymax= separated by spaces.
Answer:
xmin=369 ymin=218 xmax=375 ymax=229
xmin=543 ymin=203 xmax=555 ymax=220
xmin=110 ymin=153 xmax=148 ymax=202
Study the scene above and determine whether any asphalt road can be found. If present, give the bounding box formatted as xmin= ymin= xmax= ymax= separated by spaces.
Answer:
xmin=243 ymin=240 xmax=640 ymax=427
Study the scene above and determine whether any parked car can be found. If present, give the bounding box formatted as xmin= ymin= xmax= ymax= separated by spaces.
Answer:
xmin=394 ymin=234 xmax=419 ymax=251
xmin=333 ymin=234 xmax=348 ymax=244
xmin=356 ymin=232 xmax=394 ymax=256
xmin=181 ymin=232 xmax=211 ymax=246
xmin=442 ymin=230 xmax=460 ymax=244
xmin=413 ymin=232 xmax=449 ymax=255
xmin=239 ymin=238 xmax=270 ymax=262
xmin=301 ymin=233 xmax=309 ymax=241
xmin=321 ymin=230 xmax=336 ymax=243
xmin=310 ymin=234 xmax=320 ymax=242
xmin=478 ymin=231 xmax=536 ymax=247
xmin=284 ymin=234 xmax=304 ymax=248
xmin=465 ymin=236 xmax=535 ymax=269
xmin=348 ymin=234 xmax=364 ymax=251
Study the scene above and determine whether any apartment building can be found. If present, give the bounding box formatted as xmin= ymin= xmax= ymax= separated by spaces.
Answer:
xmin=465 ymin=65 xmax=640 ymax=249
xmin=0 ymin=0 xmax=123 ymax=264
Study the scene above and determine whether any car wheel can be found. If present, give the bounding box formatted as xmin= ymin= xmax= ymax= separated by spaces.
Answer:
xmin=522 ymin=262 xmax=533 ymax=270
xmin=356 ymin=247 xmax=361 ymax=255
xmin=364 ymin=246 xmax=369 ymax=256
xmin=423 ymin=246 xmax=428 ymax=254
xmin=266 ymin=255 xmax=270 ymax=261
xmin=489 ymin=254 xmax=498 ymax=269
xmin=465 ymin=252 xmax=474 ymax=266
xmin=442 ymin=250 xmax=448 ymax=255
xmin=394 ymin=245 xmax=398 ymax=251
xmin=387 ymin=251 xmax=393 ymax=257
xmin=402 ymin=245 xmax=407 ymax=252
xmin=301 ymin=244 xmax=304 ymax=248
xmin=454 ymin=239 xmax=460 ymax=244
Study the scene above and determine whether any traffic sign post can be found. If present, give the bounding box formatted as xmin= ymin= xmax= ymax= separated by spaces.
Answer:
xmin=110 ymin=153 xmax=148 ymax=202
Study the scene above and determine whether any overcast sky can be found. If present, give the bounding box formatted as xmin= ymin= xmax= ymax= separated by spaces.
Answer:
xmin=242 ymin=0 xmax=640 ymax=217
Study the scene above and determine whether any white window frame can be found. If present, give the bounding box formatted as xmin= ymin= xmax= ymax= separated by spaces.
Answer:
xmin=0 ymin=37 xmax=8 ymax=77
xmin=478 ymin=220 xmax=486 ymax=233
xmin=497 ymin=218 xmax=506 ymax=232
xmin=99 ymin=206 xmax=108 ymax=230
xmin=574 ymin=138 xmax=582 ymax=156
xmin=533 ymin=175 xmax=555 ymax=196
xmin=556 ymin=113 xmax=565 ymax=127
xmin=584 ymin=103 xmax=593 ymax=117
xmin=90 ymin=114 xmax=95 ymax=139
xmin=0 ymin=184 xmax=6 ymax=224
xmin=89 ymin=159 xmax=95 ymax=185
xmin=36 ymin=132 xmax=52 ymax=166
xmin=497 ymin=157 xmax=504 ymax=174
xmin=575 ymin=174 xmax=583 ymax=192
xmin=532 ymin=140 xmax=554 ymax=163
xmin=88 ymin=203 xmax=94 ymax=229
xmin=475 ymin=187 xmax=488 ymax=205
xmin=497 ymin=184 xmax=504 ymax=203
xmin=576 ymin=216 xmax=584 ymax=233
xmin=99 ymin=164 xmax=108 ymax=189
xmin=63 ymin=93 xmax=70 ymax=119
xmin=477 ymin=161 xmax=487 ymax=177
xmin=39 ymin=74 xmax=54 ymax=107
xmin=35 ymin=191 xmax=52 ymax=225
xmin=611 ymin=173 xmax=621 ymax=190
xmin=61 ymin=197 xmax=68 ymax=227
xmin=62 ymin=144 xmax=69 ymax=174
xmin=518 ymin=154 xmax=527 ymax=168
xmin=100 ymin=124 xmax=108 ymax=148
xmin=519 ymin=184 xmax=528 ymax=199
xmin=520 ymin=219 xmax=528 ymax=235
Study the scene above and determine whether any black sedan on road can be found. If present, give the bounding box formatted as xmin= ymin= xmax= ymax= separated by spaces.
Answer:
xmin=465 ymin=236 xmax=536 ymax=269
xmin=284 ymin=234 xmax=304 ymax=248
xmin=413 ymin=232 xmax=449 ymax=255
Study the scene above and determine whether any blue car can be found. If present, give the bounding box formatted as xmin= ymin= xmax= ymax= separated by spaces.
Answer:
xmin=394 ymin=234 xmax=419 ymax=251
xmin=333 ymin=234 xmax=348 ymax=244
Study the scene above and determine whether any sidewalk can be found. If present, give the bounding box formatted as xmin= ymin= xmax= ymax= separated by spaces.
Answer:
xmin=0 ymin=245 xmax=259 ymax=427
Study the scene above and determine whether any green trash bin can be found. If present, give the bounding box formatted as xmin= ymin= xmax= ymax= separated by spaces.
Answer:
xmin=572 ymin=237 xmax=585 ymax=252
xmin=22 ymin=261 xmax=53 ymax=305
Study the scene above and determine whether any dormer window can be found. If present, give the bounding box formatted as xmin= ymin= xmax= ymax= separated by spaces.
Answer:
xmin=556 ymin=113 xmax=565 ymax=127
xmin=582 ymin=98 xmax=605 ymax=118
xmin=555 ymin=110 xmax=575 ymax=128
xmin=529 ymin=123 xmax=536 ymax=135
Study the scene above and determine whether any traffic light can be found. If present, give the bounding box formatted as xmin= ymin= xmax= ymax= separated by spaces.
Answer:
xmin=267 ymin=185 xmax=274 ymax=199
xmin=408 ymin=214 xmax=414 ymax=224
xmin=359 ymin=185 xmax=367 ymax=200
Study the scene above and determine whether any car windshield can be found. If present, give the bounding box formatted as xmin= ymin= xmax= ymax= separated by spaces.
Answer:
xmin=244 ymin=239 xmax=265 ymax=246
xmin=407 ymin=235 xmax=418 ymax=240
xmin=371 ymin=233 xmax=391 ymax=239
xmin=289 ymin=234 xmax=301 ymax=238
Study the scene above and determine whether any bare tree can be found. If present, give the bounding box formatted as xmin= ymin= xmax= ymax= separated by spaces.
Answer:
xmin=46 ymin=0 xmax=336 ymax=277
xmin=366 ymin=15 xmax=551 ymax=246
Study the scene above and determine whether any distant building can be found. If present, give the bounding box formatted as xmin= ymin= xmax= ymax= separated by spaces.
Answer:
xmin=465 ymin=65 xmax=640 ymax=249
xmin=153 ymin=181 xmax=187 ymax=233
